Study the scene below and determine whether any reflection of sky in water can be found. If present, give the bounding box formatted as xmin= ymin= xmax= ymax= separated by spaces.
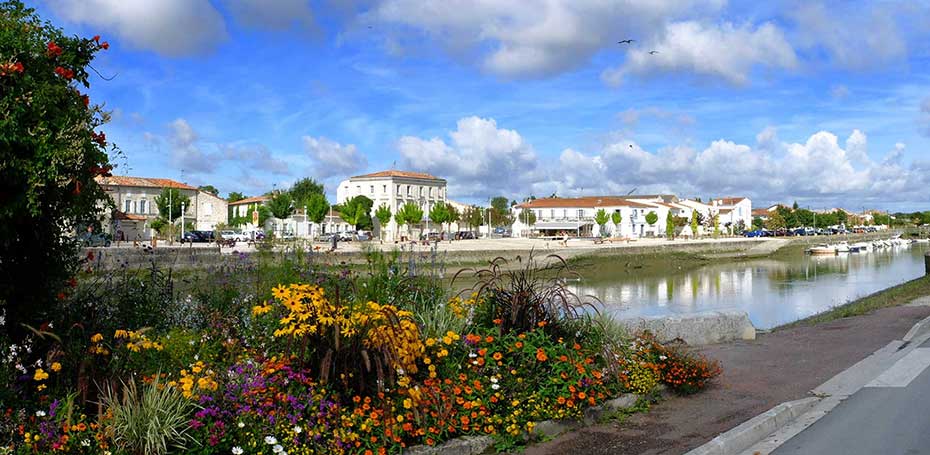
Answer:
xmin=571 ymin=245 xmax=930 ymax=329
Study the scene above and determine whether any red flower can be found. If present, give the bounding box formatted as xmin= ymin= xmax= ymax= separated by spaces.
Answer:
xmin=91 ymin=131 xmax=106 ymax=146
xmin=13 ymin=62 xmax=23 ymax=73
xmin=93 ymin=35 xmax=100 ymax=43
xmin=68 ymin=278 xmax=77 ymax=288
xmin=101 ymin=41 xmax=109 ymax=50
xmin=47 ymin=41 xmax=63 ymax=57
xmin=81 ymin=94 xmax=90 ymax=106
xmin=54 ymin=66 xmax=74 ymax=80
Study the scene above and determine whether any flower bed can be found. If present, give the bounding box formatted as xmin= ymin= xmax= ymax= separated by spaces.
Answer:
xmin=1 ymin=251 xmax=720 ymax=454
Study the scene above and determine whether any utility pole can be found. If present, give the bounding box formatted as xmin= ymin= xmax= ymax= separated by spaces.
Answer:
xmin=180 ymin=201 xmax=185 ymax=241
xmin=168 ymin=187 xmax=172 ymax=244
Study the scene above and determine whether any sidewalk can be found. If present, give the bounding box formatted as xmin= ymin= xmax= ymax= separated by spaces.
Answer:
xmin=523 ymin=303 xmax=930 ymax=455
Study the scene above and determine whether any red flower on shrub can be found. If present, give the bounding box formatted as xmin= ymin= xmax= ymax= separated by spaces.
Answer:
xmin=47 ymin=41 xmax=63 ymax=57
xmin=13 ymin=62 xmax=24 ymax=73
xmin=91 ymin=131 xmax=106 ymax=146
xmin=54 ymin=66 xmax=74 ymax=79
xmin=101 ymin=41 xmax=109 ymax=50
xmin=81 ymin=94 xmax=89 ymax=106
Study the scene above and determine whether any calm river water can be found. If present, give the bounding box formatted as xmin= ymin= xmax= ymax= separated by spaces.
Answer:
xmin=572 ymin=244 xmax=930 ymax=329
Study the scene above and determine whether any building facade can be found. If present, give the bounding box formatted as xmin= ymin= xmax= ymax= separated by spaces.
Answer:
xmin=336 ymin=170 xmax=448 ymax=240
xmin=512 ymin=196 xmax=672 ymax=238
xmin=95 ymin=176 xmax=227 ymax=240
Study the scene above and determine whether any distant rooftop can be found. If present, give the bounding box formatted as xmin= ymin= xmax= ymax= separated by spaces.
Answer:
xmin=518 ymin=196 xmax=655 ymax=209
xmin=228 ymin=195 xmax=270 ymax=206
xmin=96 ymin=175 xmax=197 ymax=191
xmin=351 ymin=170 xmax=443 ymax=180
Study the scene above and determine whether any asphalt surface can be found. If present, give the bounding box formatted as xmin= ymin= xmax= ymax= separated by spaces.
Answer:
xmin=772 ymin=338 xmax=930 ymax=455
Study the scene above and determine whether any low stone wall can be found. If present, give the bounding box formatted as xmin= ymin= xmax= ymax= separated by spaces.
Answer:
xmin=84 ymin=245 xmax=225 ymax=270
xmin=615 ymin=311 xmax=757 ymax=345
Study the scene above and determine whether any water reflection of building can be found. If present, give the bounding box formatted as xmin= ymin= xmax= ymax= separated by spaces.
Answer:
xmin=574 ymin=244 xmax=930 ymax=328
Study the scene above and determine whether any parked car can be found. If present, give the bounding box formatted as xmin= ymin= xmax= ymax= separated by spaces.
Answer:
xmin=816 ymin=228 xmax=832 ymax=236
xmin=455 ymin=231 xmax=477 ymax=240
xmin=355 ymin=231 xmax=372 ymax=241
xmin=338 ymin=231 xmax=356 ymax=242
xmin=81 ymin=232 xmax=112 ymax=247
xmin=180 ymin=231 xmax=202 ymax=243
xmin=315 ymin=233 xmax=336 ymax=242
xmin=194 ymin=230 xmax=215 ymax=242
xmin=218 ymin=230 xmax=249 ymax=242
xmin=492 ymin=227 xmax=512 ymax=237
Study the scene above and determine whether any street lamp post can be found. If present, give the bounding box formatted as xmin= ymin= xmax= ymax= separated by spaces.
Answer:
xmin=180 ymin=201 xmax=185 ymax=241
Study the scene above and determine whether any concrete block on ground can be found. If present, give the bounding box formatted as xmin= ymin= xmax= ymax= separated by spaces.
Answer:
xmin=404 ymin=436 xmax=493 ymax=455
xmin=616 ymin=311 xmax=756 ymax=345
xmin=684 ymin=397 xmax=819 ymax=455
xmin=531 ymin=419 xmax=583 ymax=438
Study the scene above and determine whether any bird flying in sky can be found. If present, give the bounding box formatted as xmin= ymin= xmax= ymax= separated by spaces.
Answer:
xmin=618 ymin=39 xmax=635 ymax=44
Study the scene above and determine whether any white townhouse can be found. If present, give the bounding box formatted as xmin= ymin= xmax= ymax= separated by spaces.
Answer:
xmin=336 ymin=170 xmax=448 ymax=240
xmin=710 ymin=197 xmax=753 ymax=232
xmin=96 ymin=175 xmax=227 ymax=240
xmin=512 ymin=196 xmax=674 ymax=238
xmin=228 ymin=195 xmax=271 ymax=232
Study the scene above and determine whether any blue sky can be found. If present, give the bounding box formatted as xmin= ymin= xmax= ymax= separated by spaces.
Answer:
xmin=33 ymin=0 xmax=930 ymax=210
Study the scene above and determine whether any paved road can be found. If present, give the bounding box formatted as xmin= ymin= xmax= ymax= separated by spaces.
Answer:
xmin=772 ymin=338 xmax=930 ymax=455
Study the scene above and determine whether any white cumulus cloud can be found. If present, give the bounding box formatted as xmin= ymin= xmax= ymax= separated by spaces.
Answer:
xmin=47 ymin=0 xmax=228 ymax=56
xmin=397 ymin=116 xmax=545 ymax=197
xmin=604 ymin=21 xmax=797 ymax=86
xmin=302 ymin=136 xmax=368 ymax=179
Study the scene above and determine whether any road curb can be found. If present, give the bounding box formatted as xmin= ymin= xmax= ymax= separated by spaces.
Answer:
xmin=683 ymin=397 xmax=820 ymax=455
xmin=903 ymin=312 xmax=930 ymax=342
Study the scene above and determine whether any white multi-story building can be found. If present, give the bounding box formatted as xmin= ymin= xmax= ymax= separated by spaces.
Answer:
xmin=95 ymin=175 xmax=227 ymax=240
xmin=512 ymin=196 xmax=673 ymax=238
xmin=513 ymin=194 xmax=753 ymax=238
xmin=336 ymin=170 xmax=448 ymax=240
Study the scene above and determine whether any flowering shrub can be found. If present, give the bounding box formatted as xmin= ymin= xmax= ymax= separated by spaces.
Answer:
xmin=626 ymin=332 xmax=721 ymax=395
xmin=257 ymin=284 xmax=424 ymax=395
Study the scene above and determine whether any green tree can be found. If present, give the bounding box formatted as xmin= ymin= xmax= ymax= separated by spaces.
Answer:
xmin=447 ymin=204 xmax=460 ymax=226
xmin=594 ymin=208 xmax=610 ymax=236
xmin=267 ymin=192 xmax=295 ymax=220
xmin=665 ymin=210 xmax=675 ymax=239
xmin=395 ymin=202 xmax=423 ymax=237
xmin=713 ymin=215 xmax=720 ymax=237
xmin=490 ymin=196 xmax=509 ymax=213
xmin=752 ymin=217 xmax=764 ymax=230
xmin=490 ymin=196 xmax=512 ymax=227
xmin=519 ymin=208 xmax=536 ymax=226
xmin=227 ymin=192 xmax=245 ymax=203
xmin=305 ymin=193 xmax=329 ymax=237
xmin=792 ymin=200 xmax=799 ymax=210
xmin=198 ymin=185 xmax=219 ymax=196
xmin=429 ymin=202 xmax=450 ymax=231
xmin=305 ymin=193 xmax=329 ymax=224
xmin=765 ymin=211 xmax=787 ymax=230
xmin=338 ymin=195 xmax=374 ymax=230
xmin=645 ymin=211 xmax=659 ymax=226
xmin=610 ymin=211 xmax=622 ymax=236
xmin=0 ymin=1 xmax=114 ymax=338
xmin=154 ymin=188 xmax=190 ymax=223
xmin=289 ymin=177 xmax=324 ymax=207
xmin=690 ymin=210 xmax=699 ymax=237
xmin=464 ymin=206 xmax=484 ymax=231
xmin=375 ymin=204 xmax=392 ymax=238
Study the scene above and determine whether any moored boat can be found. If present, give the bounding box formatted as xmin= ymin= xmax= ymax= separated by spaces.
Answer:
xmin=807 ymin=244 xmax=837 ymax=255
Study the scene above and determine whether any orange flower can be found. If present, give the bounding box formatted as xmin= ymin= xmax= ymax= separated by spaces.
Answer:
xmin=492 ymin=352 xmax=503 ymax=361
xmin=535 ymin=348 xmax=548 ymax=362
xmin=485 ymin=335 xmax=494 ymax=343
xmin=515 ymin=341 xmax=523 ymax=349
xmin=537 ymin=321 xmax=548 ymax=327
xmin=493 ymin=318 xmax=503 ymax=325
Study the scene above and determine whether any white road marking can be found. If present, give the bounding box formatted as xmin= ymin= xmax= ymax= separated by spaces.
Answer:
xmin=866 ymin=348 xmax=930 ymax=388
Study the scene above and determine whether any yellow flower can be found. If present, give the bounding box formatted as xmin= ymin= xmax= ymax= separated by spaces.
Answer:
xmin=50 ymin=362 xmax=61 ymax=373
xmin=33 ymin=369 xmax=49 ymax=381
xmin=90 ymin=333 xmax=104 ymax=343
xmin=114 ymin=330 xmax=128 ymax=339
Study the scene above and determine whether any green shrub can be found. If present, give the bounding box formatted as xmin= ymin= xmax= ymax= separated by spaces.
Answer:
xmin=100 ymin=376 xmax=197 ymax=455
